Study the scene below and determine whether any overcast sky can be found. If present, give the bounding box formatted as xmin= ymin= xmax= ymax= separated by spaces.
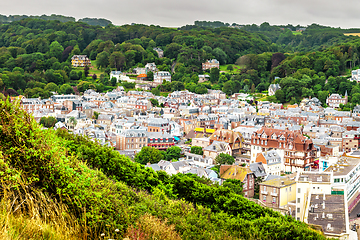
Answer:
xmin=0 ymin=0 xmax=358 ymax=29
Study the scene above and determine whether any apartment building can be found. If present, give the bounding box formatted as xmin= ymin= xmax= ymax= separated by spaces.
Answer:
xmin=116 ymin=129 xmax=148 ymax=151
xmin=259 ymin=178 xmax=296 ymax=208
xmin=251 ymin=127 xmax=316 ymax=172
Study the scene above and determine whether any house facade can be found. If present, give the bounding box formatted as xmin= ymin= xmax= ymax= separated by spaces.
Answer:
xmin=154 ymin=71 xmax=171 ymax=83
xmin=220 ymin=165 xmax=255 ymax=197
xmin=326 ymin=93 xmax=348 ymax=108
xmin=259 ymin=178 xmax=296 ymax=208
xmin=251 ymin=127 xmax=316 ymax=172
xmin=71 ymin=55 xmax=91 ymax=67
xmin=202 ymin=59 xmax=219 ymax=71
xmin=116 ymin=129 xmax=148 ymax=151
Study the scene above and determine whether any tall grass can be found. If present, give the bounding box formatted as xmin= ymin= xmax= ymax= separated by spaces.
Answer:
xmin=0 ymin=179 xmax=84 ymax=240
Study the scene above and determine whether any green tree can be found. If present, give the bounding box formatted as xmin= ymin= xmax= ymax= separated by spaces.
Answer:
xmin=84 ymin=65 xmax=89 ymax=77
xmin=77 ymin=81 xmax=90 ymax=92
xmin=227 ymin=65 xmax=234 ymax=72
xmin=68 ymin=116 xmax=77 ymax=129
xmin=222 ymin=179 xmax=244 ymax=196
xmin=109 ymin=51 xmax=126 ymax=71
xmin=318 ymin=90 xmax=329 ymax=106
xmin=151 ymin=88 xmax=161 ymax=96
xmin=253 ymin=177 xmax=263 ymax=199
xmin=49 ymin=41 xmax=64 ymax=61
xmin=147 ymin=71 xmax=154 ymax=81
xmin=39 ymin=116 xmax=57 ymax=128
xmin=44 ymin=82 xmax=59 ymax=93
xmin=275 ymin=89 xmax=285 ymax=103
xmin=134 ymin=146 xmax=164 ymax=164
xmin=215 ymin=153 xmax=235 ymax=165
xmin=210 ymin=68 xmax=220 ymax=83
xmin=96 ymin=51 xmax=110 ymax=69
xmin=352 ymin=93 xmax=360 ymax=105
xmin=222 ymin=80 xmax=234 ymax=95
xmin=195 ymin=85 xmax=208 ymax=94
xmin=111 ymin=77 xmax=117 ymax=86
xmin=190 ymin=146 xmax=203 ymax=155
xmin=165 ymin=146 xmax=182 ymax=161
xmin=60 ymin=84 xmax=74 ymax=94
xmin=93 ymin=111 xmax=100 ymax=119
xmin=149 ymin=98 xmax=159 ymax=107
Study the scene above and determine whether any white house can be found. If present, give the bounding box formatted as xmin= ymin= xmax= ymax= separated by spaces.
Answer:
xmin=268 ymin=84 xmax=281 ymax=96
xmin=154 ymin=71 xmax=171 ymax=83
xmin=351 ymin=69 xmax=360 ymax=83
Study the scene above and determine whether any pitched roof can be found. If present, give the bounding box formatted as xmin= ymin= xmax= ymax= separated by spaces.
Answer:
xmin=220 ymin=165 xmax=253 ymax=182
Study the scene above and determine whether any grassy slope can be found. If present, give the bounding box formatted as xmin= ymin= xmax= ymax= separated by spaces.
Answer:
xmin=0 ymin=99 xmax=327 ymax=240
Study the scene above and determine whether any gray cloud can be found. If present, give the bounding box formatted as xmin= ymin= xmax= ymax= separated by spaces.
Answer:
xmin=0 ymin=0 xmax=359 ymax=28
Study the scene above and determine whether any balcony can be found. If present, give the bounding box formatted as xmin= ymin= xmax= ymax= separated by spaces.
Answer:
xmin=271 ymin=192 xmax=278 ymax=197
xmin=261 ymin=190 xmax=268 ymax=195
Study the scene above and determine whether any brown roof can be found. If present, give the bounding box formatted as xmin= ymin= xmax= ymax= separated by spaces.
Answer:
xmin=252 ymin=127 xmax=314 ymax=152
xmin=209 ymin=129 xmax=243 ymax=145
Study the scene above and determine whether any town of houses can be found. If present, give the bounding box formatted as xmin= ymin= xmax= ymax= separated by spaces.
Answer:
xmin=15 ymin=79 xmax=360 ymax=239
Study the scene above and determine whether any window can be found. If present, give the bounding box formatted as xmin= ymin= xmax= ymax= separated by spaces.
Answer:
xmin=263 ymin=195 xmax=267 ymax=201
xmin=272 ymin=197 xmax=276 ymax=203
xmin=273 ymin=188 xmax=276 ymax=193
xmin=289 ymin=187 xmax=291 ymax=191
xmin=297 ymin=198 xmax=300 ymax=203
xmin=279 ymin=142 xmax=282 ymax=148
xmin=264 ymin=186 xmax=267 ymax=191
xmin=297 ymin=208 xmax=300 ymax=213
xmin=265 ymin=141 xmax=267 ymax=146
xmin=298 ymin=188 xmax=301 ymax=194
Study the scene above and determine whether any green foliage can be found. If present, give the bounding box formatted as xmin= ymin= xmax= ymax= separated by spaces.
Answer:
xmin=39 ymin=116 xmax=57 ymax=128
xmin=93 ymin=111 xmax=99 ymax=119
xmin=215 ymin=153 xmax=235 ymax=165
xmin=222 ymin=179 xmax=244 ymax=196
xmin=149 ymin=98 xmax=159 ymax=107
xmin=190 ymin=146 xmax=203 ymax=155
xmin=165 ymin=146 xmax=182 ymax=161
xmin=210 ymin=68 xmax=220 ymax=83
xmin=59 ymin=84 xmax=74 ymax=94
xmin=134 ymin=146 xmax=165 ymax=164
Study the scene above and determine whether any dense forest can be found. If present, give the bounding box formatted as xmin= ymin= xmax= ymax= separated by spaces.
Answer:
xmin=0 ymin=98 xmax=327 ymax=239
xmin=0 ymin=14 xmax=112 ymax=26
xmin=0 ymin=17 xmax=360 ymax=108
